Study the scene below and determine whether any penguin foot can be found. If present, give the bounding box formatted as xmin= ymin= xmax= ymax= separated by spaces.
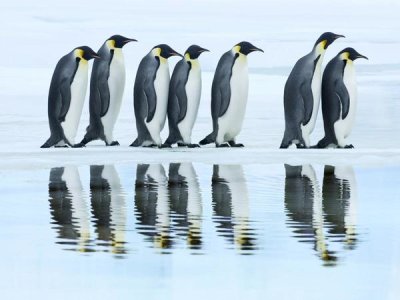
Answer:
xmin=296 ymin=144 xmax=306 ymax=149
xmin=177 ymin=143 xmax=200 ymax=148
xmin=160 ymin=144 xmax=172 ymax=149
xmin=73 ymin=143 xmax=86 ymax=148
xmin=232 ymin=143 xmax=244 ymax=147
xmin=108 ymin=141 xmax=120 ymax=146
xmin=188 ymin=143 xmax=200 ymax=148
xmin=344 ymin=144 xmax=354 ymax=149
xmin=216 ymin=143 xmax=230 ymax=148
xmin=143 ymin=144 xmax=158 ymax=148
xmin=228 ymin=141 xmax=244 ymax=147
xmin=55 ymin=145 xmax=69 ymax=148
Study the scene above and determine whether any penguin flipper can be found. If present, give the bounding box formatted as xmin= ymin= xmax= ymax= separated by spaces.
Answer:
xmin=144 ymin=78 xmax=157 ymax=123
xmin=300 ymin=81 xmax=313 ymax=125
xmin=334 ymin=79 xmax=350 ymax=119
xmin=58 ymin=79 xmax=71 ymax=121
xmin=216 ymin=83 xmax=231 ymax=118
xmin=176 ymin=81 xmax=188 ymax=123
xmin=99 ymin=77 xmax=111 ymax=117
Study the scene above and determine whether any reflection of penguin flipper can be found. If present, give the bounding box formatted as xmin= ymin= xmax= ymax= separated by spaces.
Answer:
xmin=49 ymin=167 xmax=67 ymax=191
xmin=136 ymin=164 xmax=150 ymax=186
xmin=48 ymin=167 xmax=78 ymax=241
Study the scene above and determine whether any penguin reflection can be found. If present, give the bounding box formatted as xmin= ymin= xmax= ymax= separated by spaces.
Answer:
xmin=212 ymin=165 xmax=256 ymax=252
xmin=284 ymin=164 xmax=358 ymax=265
xmin=134 ymin=164 xmax=172 ymax=250
xmin=90 ymin=165 xmax=126 ymax=255
xmin=322 ymin=166 xmax=358 ymax=249
xmin=168 ymin=163 xmax=202 ymax=249
xmin=48 ymin=166 xmax=91 ymax=251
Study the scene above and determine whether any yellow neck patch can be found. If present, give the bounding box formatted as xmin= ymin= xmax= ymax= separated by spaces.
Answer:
xmin=152 ymin=47 xmax=161 ymax=57
xmin=152 ymin=47 xmax=167 ymax=63
xmin=74 ymin=49 xmax=84 ymax=59
xmin=233 ymin=45 xmax=241 ymax=54
xmin=106 ymin=39 xmax=116 ymax=50
xmin=315 ymin=40 xmax=327 ymax=55
xmin=340 ymin=52 xmax=350 ymax=61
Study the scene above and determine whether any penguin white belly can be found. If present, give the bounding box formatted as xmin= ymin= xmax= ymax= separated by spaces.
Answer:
xmin=61 ymin=166 xmax=91 ymax=244
xmin=146 ymin=62 xmax=169 ymax=145
xmin=101 ymin=49 xmax=126 ymax=143
xmin=61 ymin=61 xmax=88 ymax=144
xmin=217 ymin=55 xmax=248 ymax=144
xmin=334 ymin=63 xmax=357 ymax=146
xmin=178 ymin=64 xmax=201 ymax=143
xmin=301 ymin=58 xmax=322 ymax=146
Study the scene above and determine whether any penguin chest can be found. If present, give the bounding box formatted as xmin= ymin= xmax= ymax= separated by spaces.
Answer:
xmin=62 ymin=61 xmax=88 ymax=144
xmin=337 ymin=63 xmax=357 ymax=139
xmin=305 ymin=58 xmax=323 ymax=134
xmin=101 ymin=50 xmax=126 ymax=140
xmin=218 ymin=56 xmax=249 ymax=141
xmin=178 ymin=64 xmax=201 ymax=142
xmin=146 ymin=61 xmax=169 ymax=135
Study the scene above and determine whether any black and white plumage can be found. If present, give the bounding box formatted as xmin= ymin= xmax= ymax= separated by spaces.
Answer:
xmin=76 ymin=35 xmax=136 ymax=147
xmin=130 ymin=44 xmax=182 ymax=147
xmin=41 ymin=46 xmax=99 ymax=148
xmin=199 ymin=41 xmax=263 ymax=148
xmin=280 ymin=32 xmax=344 ymax=149
xmin=317 ymin=48 xmax=367 ymax=149
xmin=163 ymin=45 xmax=209 ymax=148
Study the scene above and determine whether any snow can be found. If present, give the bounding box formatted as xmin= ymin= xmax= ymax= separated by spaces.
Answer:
xmin=1 ymin=0 xmax=400 ymax=169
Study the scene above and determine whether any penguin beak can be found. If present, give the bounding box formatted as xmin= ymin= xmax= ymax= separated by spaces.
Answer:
xmin=199 ymin=48 xmax=210 ymax=53
xmin=123 ymin=38 xmax=138 ymax=44
xmin=250 ymin=47 xmax=264 ymax=53
xmin=356 ymin=54 xmax=368 ymax=60
xmin=170 ymin=52 xmax=183 ymax=58
xmin=92 ymin=53 xmax=101 ymax=59
xmin=334 ymin=34 xmax=345 ymax=40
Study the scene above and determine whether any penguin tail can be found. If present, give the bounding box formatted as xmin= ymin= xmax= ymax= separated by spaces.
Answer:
xmin=164 ymin=133 xmax=178 ymax=147
xmin=316 ymin=137 xmax=330 ymax=149
xmin=130 ymin=138 xmax=141 ymax=147
xmin=199 ymin=133 xmax=215 ymax=145
xmin=40 ymin=134 xmax=62 ymax=148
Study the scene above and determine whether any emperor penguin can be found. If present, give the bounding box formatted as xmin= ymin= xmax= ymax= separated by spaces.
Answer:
xmin=317 ymin=48 xmax=368 ymax=149
xmin=199 ymin=42 xmax=263 ymax=147
xmin=280 ymin=32 xmax=344 ymax=149
xmin=41 ymin=46 xmax=100 ymax=148
xmin=76 ymin=35 xmax=137 ymax=147
xmin=130 ymin=44 xmax=182 ymax=147
xmin=163 ymin=45 xmax=209 ymax=148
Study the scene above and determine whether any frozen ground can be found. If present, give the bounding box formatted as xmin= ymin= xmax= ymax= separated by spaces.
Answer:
xmin=1 ymin=0 xmax=400 ymax=169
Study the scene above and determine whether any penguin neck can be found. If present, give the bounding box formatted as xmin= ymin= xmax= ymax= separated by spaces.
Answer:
xmin=231 ymin=49 xmax=248 ymax=63
xmin=73 ymin=49 xmax=88 ymax=64
xmin=312 ymin=42 xmax=326 ymax=61
xmin=152 ymin=48 xmax=167 ymax=64
xmin=184 ymin=54 xmax=200 ymax=69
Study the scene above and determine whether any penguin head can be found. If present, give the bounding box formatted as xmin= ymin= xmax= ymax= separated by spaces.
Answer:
xmin=74 ymin=46 xmax=100 ymax=61
xmin=314 ymin=32 xmax=345 ymax=50
xmin=152 ymin=44 xmax=183 ymax=59
xmin=233 ymin=41 xmax=264 ymax=55
xmin=184 ymin=45 xmax=209 ymax=60
xmin=107 ymin=35 xmax=137 ymax=49
xmin=339 ymin=48 xmax=368 ymax=61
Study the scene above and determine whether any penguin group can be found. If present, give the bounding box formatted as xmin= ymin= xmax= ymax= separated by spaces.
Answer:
xmin=281 ymin=32 xmax=368 ymax=149
xmin=41 ymin=32 xmax=366 ymax=150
